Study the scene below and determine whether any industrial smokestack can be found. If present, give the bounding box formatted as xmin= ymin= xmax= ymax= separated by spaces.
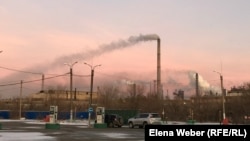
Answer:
xmin=157 ymin=38 xmax=161 ymax=98
xmin=52 ymin=34 xmax=160 ymax=66
xmin=196 ymin=73 xmax=199 ymax=96
xmin=139 ymin=35 xmax=161 ymax=98
xmin=55 ymin=33 xmax=162 ymax=98
xmin=137 ymin=34 xmax=161 ymax=98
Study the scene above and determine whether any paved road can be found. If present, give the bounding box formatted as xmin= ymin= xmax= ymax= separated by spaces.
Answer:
xmin=0 ymin=120 xmax=145 ymax=141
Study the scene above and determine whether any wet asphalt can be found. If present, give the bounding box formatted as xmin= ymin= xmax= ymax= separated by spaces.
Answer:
xmin=0 ymin=120 xmax=145 ymax=141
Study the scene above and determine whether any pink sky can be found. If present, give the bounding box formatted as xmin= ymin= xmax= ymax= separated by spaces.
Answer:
xmin=0 ymin=0 xmax=250 ymax=98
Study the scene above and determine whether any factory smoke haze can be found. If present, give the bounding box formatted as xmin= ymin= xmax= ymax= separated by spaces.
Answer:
xmin=0 ymin=34 xmax=165 ymax=98
xmin=1 ymin=34 xmax=160 ymax=75
xmin=0 ymin=31 xmax=225 ymax=100
xmin=0 ymin=33 xmax=223 ymax=99
xmin=52 ymin=34 xmax=160 ymax=66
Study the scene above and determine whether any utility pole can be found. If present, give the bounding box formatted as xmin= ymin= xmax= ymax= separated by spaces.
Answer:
xmin=19 ymin=80 xmax=23 ymax=119
xmin=90 ymin=69 xmax=94 ymax=105
xmin=220 ymin=74 xmax=226 ymax=120
xmin=84 ymin=62 xmax=101 ymax=128
xmin=64 ymin=61 xmax=78 ymax=122
xmin=41 ymin=74 xmax=44 ymax=92
xmin=213 ymin=70 xmax=226 ymax=120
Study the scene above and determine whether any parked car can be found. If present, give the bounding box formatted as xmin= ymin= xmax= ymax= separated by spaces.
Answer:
xmin=128 ymin=113 xmax=162 ymax=128
xmin=104 ymin=114 xmax=124 ymax=128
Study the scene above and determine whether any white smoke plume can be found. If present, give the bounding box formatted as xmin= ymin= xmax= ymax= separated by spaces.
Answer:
xmin=187 ymin=71 xmax=220 ymax=96
xmin=52 ymin=34 xmax=160 ymax=66
xmin=2 ymin=34 xmax=160 ymax=75
xmin=188 ymin=71 xmax=210 ymax=89
xmin=161 ymin=70 xmax=216 ymax=98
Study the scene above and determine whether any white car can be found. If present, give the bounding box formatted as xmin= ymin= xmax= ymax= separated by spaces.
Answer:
xmin=128 ymin=113 xmax=162 ymax=128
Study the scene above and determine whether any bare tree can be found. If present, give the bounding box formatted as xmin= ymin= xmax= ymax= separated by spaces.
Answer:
xmin=97 ymin=84 xmax=120 ymax=109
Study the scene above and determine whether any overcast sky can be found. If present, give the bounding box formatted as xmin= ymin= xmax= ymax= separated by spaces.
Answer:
xmin=0 ymin=0 xmax=249 ymax=98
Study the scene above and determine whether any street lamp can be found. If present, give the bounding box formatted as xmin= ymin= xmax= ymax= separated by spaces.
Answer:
xmin=213 ymin=70 xmax=226 ymax=120
xmin=64 ymin=61 xmax=78 ymax=122
xmin=84 ymin=62 xmax=101 ymax=106
xmin=84 ymin=62 xmax=101 ymax=127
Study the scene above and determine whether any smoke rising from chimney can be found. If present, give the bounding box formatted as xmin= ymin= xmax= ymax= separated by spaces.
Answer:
xmin=52 ymin=34 xmax=160 ymax=66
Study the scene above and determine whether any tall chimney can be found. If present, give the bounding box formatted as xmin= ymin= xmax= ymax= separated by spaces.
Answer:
xmin=157 ymin=38 xmax=161 ymax=98
xmin=196 ymin=73 xmax=199 ymax=96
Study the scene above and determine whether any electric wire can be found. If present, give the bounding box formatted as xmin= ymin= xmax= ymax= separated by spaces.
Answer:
xmin=0 ymin=65 xmax=90 ymax=87
xmin=0 ymin=65 xmax=90 ymax=76
xmin=0 ymin=73 xmax=69 ymax=87
xmin=0 ymin=66 xmax=42 ymax=75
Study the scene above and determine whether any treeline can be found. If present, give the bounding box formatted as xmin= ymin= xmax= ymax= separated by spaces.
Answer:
xmin=0 ymin=82 xmax=250 ymax=124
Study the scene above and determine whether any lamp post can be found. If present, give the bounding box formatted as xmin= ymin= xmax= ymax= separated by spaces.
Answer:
xmin=213 ymin=70 xmax=226 ymax=120
xmin=84 ymin=62 xmax=101 ymax=127
xmin=64 ymin=61 xmax=78 ymax=122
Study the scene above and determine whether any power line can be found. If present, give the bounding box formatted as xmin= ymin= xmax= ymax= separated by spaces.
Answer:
xmin=23 ymin=73 xmax=69 ymax=84
xmin=0 ymin=66 xmax=42 ymax=75
xmin=0 ymin=65 xmax=91 ymax=77
xmin=0 ymin=65 xmax=91 ymax=88
xmin=0 ymin=82 xmax=20 ymax=87
xmin=0 ymin=73 xmax=68 ymax=87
